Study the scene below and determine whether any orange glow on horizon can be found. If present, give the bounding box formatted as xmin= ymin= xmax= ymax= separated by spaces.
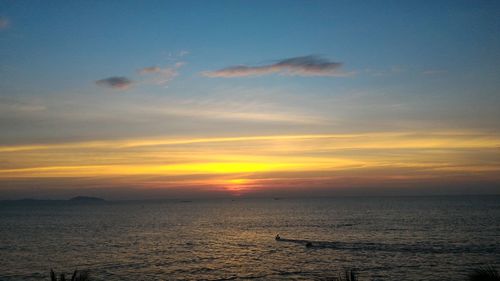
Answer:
xmin=1 ymin=131 xmax=499 ymax=192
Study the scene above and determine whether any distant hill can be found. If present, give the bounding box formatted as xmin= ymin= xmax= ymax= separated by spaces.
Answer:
xmin=68 ymin=196 xmax=106 ymax=203
xmin=0 ymin=196 xmax=106 ymax=205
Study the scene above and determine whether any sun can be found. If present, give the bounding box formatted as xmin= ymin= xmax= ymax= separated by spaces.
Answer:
xmin=220 ymin=178 xmax=256 ymax=195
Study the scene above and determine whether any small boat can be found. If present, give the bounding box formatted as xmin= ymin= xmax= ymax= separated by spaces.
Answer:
xmin=275 ymin=235 xmax=315 ymax=247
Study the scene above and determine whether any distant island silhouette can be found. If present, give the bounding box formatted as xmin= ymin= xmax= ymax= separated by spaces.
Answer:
xmin=0 ymin=196 xmax=106 ymax=204
xmin=68 ymin=196 xmax=106 ymax=203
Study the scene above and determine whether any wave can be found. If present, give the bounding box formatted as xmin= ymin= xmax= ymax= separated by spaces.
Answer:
xmin=276 ymin=238 xmax=498 ymax=254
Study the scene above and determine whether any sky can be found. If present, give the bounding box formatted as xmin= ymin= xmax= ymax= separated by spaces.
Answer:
xmin=0 ymin=1 xmax=499 ymax=199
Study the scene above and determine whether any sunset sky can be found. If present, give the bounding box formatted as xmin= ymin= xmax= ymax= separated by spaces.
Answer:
xmin=1 ymin=1 xmax=499 ymax=199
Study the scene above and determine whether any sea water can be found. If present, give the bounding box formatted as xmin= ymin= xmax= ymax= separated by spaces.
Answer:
xmin=0 ymin=196 xmax=499 ymax=280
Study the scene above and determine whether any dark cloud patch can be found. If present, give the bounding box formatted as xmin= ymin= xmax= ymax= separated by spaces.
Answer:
xmin=203 ymin=55 xmax=347 ymax=78
xmin=95 ymin=77 xmax=133 ymax=90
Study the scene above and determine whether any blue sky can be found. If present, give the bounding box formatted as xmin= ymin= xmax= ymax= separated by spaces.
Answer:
xmin=2 ymin=0 xmax=499 ymax=96
xmin=0 ymin=1 xmax=499 ymax=198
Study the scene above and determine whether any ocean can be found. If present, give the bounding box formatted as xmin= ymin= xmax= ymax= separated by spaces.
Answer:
xmin=0 ymin=196 xmax=499 ymax=280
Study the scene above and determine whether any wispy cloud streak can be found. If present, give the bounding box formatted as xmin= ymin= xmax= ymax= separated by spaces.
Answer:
xmin=138 ymin=66 xmax=161 ymax=74
xmin=0 ymin=17 xmax=9 ymax=30
xmin=422 ymin=69 xmax=447 ymax=75
xmin=138 ymin=62 xmax=184 ymax=85
xmin=203 ymin=55 xmax=347 ymax=78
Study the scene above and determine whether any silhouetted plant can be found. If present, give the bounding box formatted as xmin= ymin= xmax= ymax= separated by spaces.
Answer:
xmin=468 ymin=266 xmax=500 ymax=281
xmin=50 ymin=269 xmax=90 ymax=281
xmin=321 ymin=269 xmax=358 ymax=281
xmin=343 ymin=269 xmax=357 ymax=281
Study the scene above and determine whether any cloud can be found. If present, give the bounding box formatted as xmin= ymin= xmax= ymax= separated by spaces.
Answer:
xmin=138 ymin=66 xmax=161 ymax=74
xmin=203 ymin=55 xmax=347 ymax=78
xmin=0 ymin=17 xmax=10 ymax=30
xmin=138 ymin=63 xmax=184 ymax=85
xmin=153 ymin=68 xmax=178 ymax=85
xmin=422 ymin=69 xmax=447 ymax=75
xmin=95 ymin=77 xmax=133 ymax=90
xmin=95 ymin=61 xmax=184 ymax=90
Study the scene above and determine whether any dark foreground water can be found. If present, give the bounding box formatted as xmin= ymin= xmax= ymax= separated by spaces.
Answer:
xmin=0 ymin=196 xmax=499 ymax=281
